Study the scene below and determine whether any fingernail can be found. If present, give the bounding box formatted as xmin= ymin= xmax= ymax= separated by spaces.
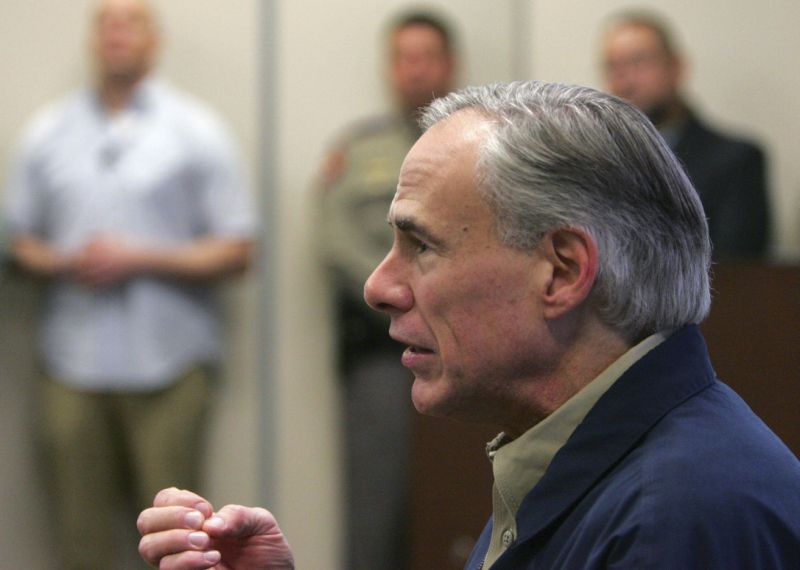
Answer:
xmin=185 ymin=510 xmax=204 ymax=528
xmin=205 ymin=516 xmax=225 ymax=531
xmin=188 ymin=531 xmax=208 ymax=548
xmin=203 ymin=551 xmax=222 ymax=564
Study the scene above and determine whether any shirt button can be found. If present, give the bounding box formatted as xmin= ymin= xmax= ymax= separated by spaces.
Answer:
xmin=502 ymin=528 xmax=516 ymax=547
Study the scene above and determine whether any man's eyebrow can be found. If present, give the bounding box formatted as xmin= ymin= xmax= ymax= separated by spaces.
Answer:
xmin=389 ymin=216 xmax=443 ymax=246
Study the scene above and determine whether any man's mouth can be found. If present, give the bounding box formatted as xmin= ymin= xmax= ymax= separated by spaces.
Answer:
xmin=401 ymin=343 xmax=436 ymax=370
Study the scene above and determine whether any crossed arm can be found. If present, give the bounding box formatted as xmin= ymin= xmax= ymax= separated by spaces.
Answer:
xmin=12 ymin=233 xmax=252 ymax=287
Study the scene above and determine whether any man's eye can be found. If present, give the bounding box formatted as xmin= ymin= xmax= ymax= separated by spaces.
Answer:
xmin=416 ymin=241 xmax=430 ymax=254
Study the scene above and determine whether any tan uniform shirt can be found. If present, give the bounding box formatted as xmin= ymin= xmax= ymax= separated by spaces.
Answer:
xmin=317 ymin=115 xmax=419 ymax=297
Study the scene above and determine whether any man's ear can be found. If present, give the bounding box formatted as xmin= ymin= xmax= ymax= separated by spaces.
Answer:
xmin=539 ymin=227 xmax=599 ymax=320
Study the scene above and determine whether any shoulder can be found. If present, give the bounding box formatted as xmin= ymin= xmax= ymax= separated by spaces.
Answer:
xmin=641 ymin=381 xmax=798 ymax=492
xmin=149 ymin=80 xmax=235 ymax=149
xmin=681 ymin=111 xmax=765 ymax=164
xmin=342 ymin=114 xmax=409 ymax=140
xmin=16 ymin=91 xmax=86 ymax=152
xmin=319 ymin=114 xmax=416 ymax=188
xmin=334 ymin=114 xmax=416 ymax=150
xmin=571 ymin=386 xmax=800 ymax=567
xmin=624 ymin=383 xmax=798 ymax=556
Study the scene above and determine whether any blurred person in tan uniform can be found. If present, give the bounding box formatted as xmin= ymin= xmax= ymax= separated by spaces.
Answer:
xmin=3 ymin=1 xmax=255 ymax=567
xmin=316 ymin=11 xmax=457 ymax=570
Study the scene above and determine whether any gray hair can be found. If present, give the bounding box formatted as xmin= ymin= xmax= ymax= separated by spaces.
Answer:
xmin=421 ymin=81 xmax=711 ymax=341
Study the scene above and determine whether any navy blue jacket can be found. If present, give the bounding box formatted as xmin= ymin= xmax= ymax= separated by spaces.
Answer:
xmin=466 ymin=326 xmax=800 ymax=569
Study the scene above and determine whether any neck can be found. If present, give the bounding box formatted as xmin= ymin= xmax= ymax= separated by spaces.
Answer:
xmin=98 ymin=74 xmax=146 ymax=113
xmin=503 ymin=318 xmax=631 ymax=438
xmin=649 ymin=95 xmax=688 ymax=129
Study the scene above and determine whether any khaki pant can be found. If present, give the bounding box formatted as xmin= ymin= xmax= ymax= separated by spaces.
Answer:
xmin=37 ymin=367 xmax=214 ymax=570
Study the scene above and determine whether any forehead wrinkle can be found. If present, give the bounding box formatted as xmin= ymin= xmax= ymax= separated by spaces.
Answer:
xmin=398 ymin=151 xmax=440 ymax=194
xmin=390 ymin=152 xmax=436 ymax=225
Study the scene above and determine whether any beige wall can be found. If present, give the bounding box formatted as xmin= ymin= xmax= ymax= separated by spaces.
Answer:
xmin=2 ymin=1 xmax=797 ymax=569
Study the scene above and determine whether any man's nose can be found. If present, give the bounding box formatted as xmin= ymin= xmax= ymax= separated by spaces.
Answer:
xmin=363 ymin=253 xmax=413 ymax=315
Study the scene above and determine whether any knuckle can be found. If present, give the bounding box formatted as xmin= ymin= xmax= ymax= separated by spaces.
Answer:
xmin=153 ymin=486 xmax=178 ymax=506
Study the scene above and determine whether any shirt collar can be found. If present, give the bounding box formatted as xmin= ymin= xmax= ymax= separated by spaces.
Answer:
xmin=479 ymin=331 xmax=671 ymax=568
xmin=89 ymin=76 xmax=158 ymax=118
xmin=487 ymin=330 xmax=671 ymax=476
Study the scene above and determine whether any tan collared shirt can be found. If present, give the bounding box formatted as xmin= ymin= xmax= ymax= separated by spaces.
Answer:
xmin=482 ymin=332 xmax=669 ymax=569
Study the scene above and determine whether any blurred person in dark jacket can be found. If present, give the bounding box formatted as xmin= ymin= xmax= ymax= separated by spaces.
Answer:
xmin=601 ymin=10 xmax=770 ymax=260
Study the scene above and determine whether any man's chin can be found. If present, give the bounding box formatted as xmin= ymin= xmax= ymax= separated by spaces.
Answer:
xmin=411 ymin=377 xmax=464 ymax=421
xmin=99 ymin=63 xmax=148 ymax=85
xmin=410 ymin=378 xmax=444 ymax=416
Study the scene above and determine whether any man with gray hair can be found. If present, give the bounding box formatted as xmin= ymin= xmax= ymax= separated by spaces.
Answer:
xmin=137 ymin=81 xmax=800 ymax=570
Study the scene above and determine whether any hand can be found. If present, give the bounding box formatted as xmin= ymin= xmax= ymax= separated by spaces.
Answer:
xmin=137 ymin=488 xmax=295 ymax=570
xmin=74 ymin=234 xmax=146 ymax=288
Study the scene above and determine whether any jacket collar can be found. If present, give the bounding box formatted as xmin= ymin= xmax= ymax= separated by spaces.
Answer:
xmin=503 ymin=325 xmax=716 ymax=556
